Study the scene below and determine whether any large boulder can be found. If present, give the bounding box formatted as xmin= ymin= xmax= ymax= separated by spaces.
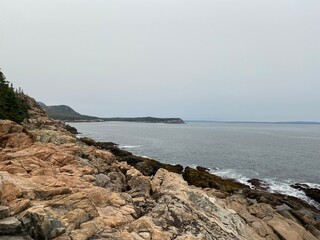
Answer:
xmin=0 ymin=120 xmax=24 ymax=135
xmin=0 ymin=120 xmax=33 ymax=148
xmin=19 ymin=207 xmax=65 ymax=240
xmin=127 ymin=175 xmax=151 ymax=197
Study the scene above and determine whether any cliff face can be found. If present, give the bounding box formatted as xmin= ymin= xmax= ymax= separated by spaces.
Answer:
xmin=0 ymin=97 xmax=319 ymax=240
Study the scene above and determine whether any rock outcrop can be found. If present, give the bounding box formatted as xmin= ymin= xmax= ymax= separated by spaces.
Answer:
xmin=0 ymin=98 xmax=319 ymax=239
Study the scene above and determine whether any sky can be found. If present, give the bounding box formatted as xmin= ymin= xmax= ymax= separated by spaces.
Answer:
xmin=1 ymin=0 xmax=319 ymax=121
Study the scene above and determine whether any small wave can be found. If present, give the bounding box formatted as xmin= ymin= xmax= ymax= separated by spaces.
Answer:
xmin=265 ymin=178 xmax=320 ymax=209
xmin=190 ymin=164 xmax=198 ymax=169
xmin=266 ymin=178 xmax=307 ymax=199
xmin=120 ymin=145 xmax=142 ymax=149
xmin=208 ymin=168 xmax=320 ymax=209
xmin=211 ymin=168 xmax=251 ymax=186
xmin=300 ymin=182 xmax=320 ymax=189
xmin=189 ymin=165 xmax=219 ymax=172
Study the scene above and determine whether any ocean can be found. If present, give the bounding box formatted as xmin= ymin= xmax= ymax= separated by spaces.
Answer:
xmin=69 ymin=121 xmax=320 ymax=207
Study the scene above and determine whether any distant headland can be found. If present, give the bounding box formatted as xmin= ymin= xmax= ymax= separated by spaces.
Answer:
xmin=38 ymin=102 xmax=185 ymax=124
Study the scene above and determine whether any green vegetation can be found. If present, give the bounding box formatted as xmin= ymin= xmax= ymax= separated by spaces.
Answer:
xmin=40 ymin=102 xmax=185 ymax=124
xmin=182 ymin=167 xmax=249 ymax=193
xmin=40 ymin=103 xmax=99 ymax=121
xmin=102 ymin=117 xmax=185 ymax=124
xmin=0 ymin=69 xmax=29 ymax=123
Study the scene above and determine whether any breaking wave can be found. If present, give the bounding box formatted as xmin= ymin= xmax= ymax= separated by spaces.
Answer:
xmin=210 ymin=168 xmax=320 ymax=209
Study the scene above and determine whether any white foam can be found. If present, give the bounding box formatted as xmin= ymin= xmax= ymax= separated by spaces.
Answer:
xmin=120 ymin=145 xmax=142 ymax=149
xmin=265 ymin=178 xmax=320 ymax=210
xmin=190 ymin=164 xmax=198 ymax=169
xmin=189 ymin=165 xmax=218 ymax=172
xmin=211 ymin=168 xmax=251 ymax=186
xmin=300 ymin=182 xmax=320 ymax=189
xmin=210 ymin=168 xmax=320 ymax=210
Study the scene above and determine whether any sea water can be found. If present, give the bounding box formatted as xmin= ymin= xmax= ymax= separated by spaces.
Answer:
xmin=69 ymin=121 xmax=320 ymax=207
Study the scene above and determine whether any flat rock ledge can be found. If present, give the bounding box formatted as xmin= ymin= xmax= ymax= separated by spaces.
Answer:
xmin=0 ymin=102 xmax=319 ymax=240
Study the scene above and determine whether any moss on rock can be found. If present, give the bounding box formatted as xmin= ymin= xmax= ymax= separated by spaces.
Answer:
xmin=120 ymin=155 xmax=183 ymax=176
xmin=80 ymin=137 xmax=183 ymax=176
xmin=183 ymin=167 xmax=249 ymax=193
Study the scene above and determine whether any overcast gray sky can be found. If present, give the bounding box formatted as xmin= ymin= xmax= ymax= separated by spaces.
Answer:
xmin=1 ymin=0 xmax=319 ymax=121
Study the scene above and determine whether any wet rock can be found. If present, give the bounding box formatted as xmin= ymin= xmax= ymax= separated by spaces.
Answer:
xmin=183 ymin=166 xmax=249 ymax=192
xmin=0 ymin=217 xmax=21 ymax=235
xmin=196 ymin=166 xmax=210 ymax=172
xmin=80 ymin=137 xmax=118 ymax=151
xmin=135 ymin=162 xmax=154 ymax=176
xmin=291 ymin=183 xmax=320 ymax=203
xmin=79 ymin=137 xmax=97 ymax=146
xmin=243 ymin=189 xmax=290 ymax=206
xmin=109 ymin=147 xmax=132 ymax=157
xmin=120 ymin=156 xmax=143 ymax=167
xmin=248 ymin=178 xmax=269 ymax=190
xmin=121 ymin=155 xmax=183 ymax=176
xmin=65 ymin=125 xmax=78 ymax=134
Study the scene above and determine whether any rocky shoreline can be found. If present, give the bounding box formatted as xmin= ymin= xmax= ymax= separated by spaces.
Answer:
xmin=79 ymin=136 xmax=320 ymax=209
xmin=0 ymin=97 xmax=319 ymax=239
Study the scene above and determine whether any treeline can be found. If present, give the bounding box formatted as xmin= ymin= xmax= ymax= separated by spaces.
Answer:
xmin=0 ymin=69 xmax=29 ymax=123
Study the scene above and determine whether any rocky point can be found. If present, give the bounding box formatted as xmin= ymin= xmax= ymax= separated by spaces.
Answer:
xmin=0 ymin=96 xmax=319 ymax=240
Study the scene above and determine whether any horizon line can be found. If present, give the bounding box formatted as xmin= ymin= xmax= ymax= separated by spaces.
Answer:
xmin=184 ymin=120 xmax=320 ymax=124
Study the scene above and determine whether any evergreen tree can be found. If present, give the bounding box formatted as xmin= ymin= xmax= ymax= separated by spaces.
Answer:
xmin=0 ymin=69 xmax=29 ymax=123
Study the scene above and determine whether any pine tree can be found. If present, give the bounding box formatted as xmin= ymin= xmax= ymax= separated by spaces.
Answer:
xmin=0 ymin=69 xmax=29 ymax=123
